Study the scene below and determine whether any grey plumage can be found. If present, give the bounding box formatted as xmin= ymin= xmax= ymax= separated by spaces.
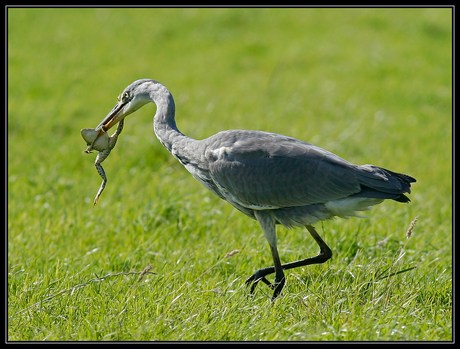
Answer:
xmin=93 ymin=79 xmax=416 ymax=299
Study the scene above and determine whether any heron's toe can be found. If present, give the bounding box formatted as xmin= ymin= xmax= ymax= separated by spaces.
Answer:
xmin=245 ymin=269 xmax=277 ymax=294
xmin=272 ymin=277 xmax=286 ymax=300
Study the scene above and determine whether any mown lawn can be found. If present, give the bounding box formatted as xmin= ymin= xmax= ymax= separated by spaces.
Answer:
xmin=8 ymin=7 xmax=452 ymax=341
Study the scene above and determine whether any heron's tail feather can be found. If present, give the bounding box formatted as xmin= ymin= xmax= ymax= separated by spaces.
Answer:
xmin=352 ymin=165 xmax=416 ymax=203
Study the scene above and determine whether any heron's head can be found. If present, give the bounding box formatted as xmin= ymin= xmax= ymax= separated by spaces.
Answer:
xmin=95 ymin=79 xmax=155 ymax=132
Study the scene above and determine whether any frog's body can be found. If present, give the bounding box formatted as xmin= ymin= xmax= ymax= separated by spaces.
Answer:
xmin=81 ymin=119 xmax=124 ymax=205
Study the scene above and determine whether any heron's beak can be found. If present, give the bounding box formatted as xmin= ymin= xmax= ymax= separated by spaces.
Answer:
xmin=96 ymin=101 xmax=127 ymax=132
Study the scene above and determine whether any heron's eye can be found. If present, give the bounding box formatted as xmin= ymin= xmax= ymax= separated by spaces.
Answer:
xmin=122 ymin=92 xmax=130 ymax=102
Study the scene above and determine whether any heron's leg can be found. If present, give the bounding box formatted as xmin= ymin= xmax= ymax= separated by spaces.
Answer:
xmin=245 ymin=224 xmax=332 ymax=297
xmin=246 ymin=211 xmax=285 ymax=300
xmin=279 ymin=225 xmax=332 ymax=271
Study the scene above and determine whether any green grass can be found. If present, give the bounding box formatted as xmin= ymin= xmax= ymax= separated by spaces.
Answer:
xmin=8 ymin=7 xmax=452 ymax=341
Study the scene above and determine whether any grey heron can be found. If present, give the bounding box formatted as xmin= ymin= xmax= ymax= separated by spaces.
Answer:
xmin=90 ymin=78 xmax=416 ymax=300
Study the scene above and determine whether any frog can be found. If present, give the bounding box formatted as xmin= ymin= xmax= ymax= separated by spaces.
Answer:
xmin=81 ymin=119 xmax=124 ymax=206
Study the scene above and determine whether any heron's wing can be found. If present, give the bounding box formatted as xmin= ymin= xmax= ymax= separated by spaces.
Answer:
xmin=205 ymin=130 xmax=362 ymax=208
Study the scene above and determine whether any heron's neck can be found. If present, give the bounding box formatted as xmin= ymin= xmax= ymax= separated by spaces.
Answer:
xmin=152 ymin=86 xmax=183 ymax=152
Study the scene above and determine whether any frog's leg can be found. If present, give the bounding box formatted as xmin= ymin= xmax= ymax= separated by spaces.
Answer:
xmin=114 ymin=119 xmax=124 ymax=136
xmin=93 ymin=150 xmax=110 ymax=206
xmin=109 ymin=119 xmax=124 ymax=147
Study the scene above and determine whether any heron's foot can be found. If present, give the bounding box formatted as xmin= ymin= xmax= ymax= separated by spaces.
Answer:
xmin=245 ymin=268 xmax=285 ymax=300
